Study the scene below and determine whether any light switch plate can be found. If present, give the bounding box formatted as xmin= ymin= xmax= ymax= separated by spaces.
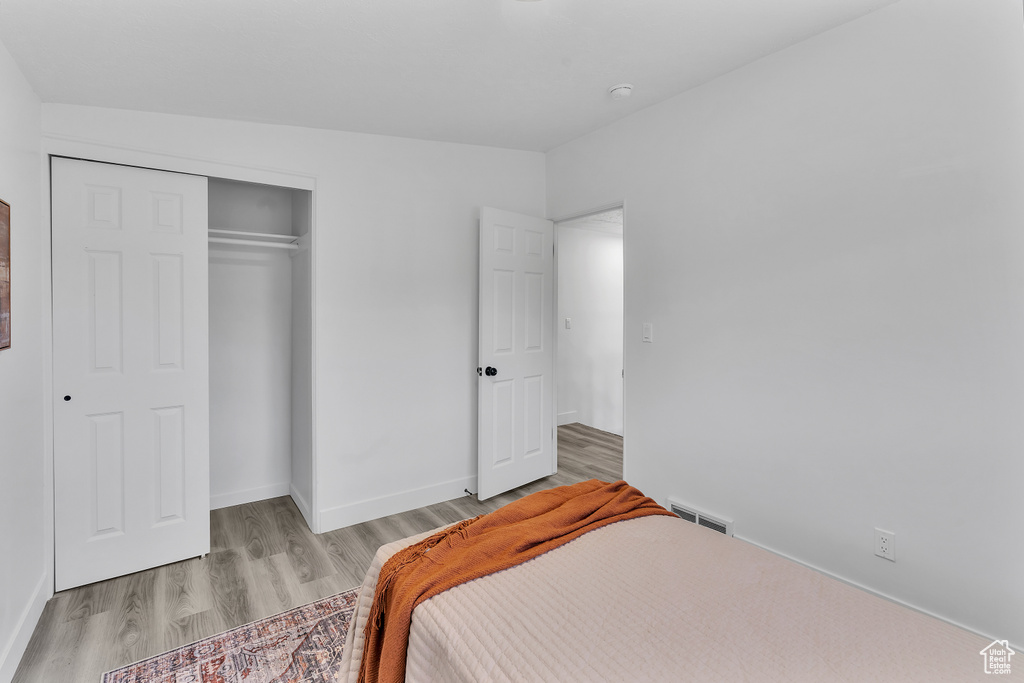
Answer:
xmin=642 ymin=322 xmax=653 ymax=343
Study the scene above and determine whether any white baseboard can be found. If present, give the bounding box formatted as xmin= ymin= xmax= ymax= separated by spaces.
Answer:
xmin=210 ymin=481 xmax=291 ymax=510
xmin=319 ymin=475 xmax=476 ymax=533
xmin=289 ymin=483 xmax=315 ymax=532
xmin=557 ymin=411 xmax=578 ymax=426
xmin=733 ymin=534 xmax=1018 ymax=652
xmin=0 ymin=572 xmax=49 ymax=683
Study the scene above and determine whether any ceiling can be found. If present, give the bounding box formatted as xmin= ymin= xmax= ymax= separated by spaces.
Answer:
xmin=558 ymin=208 xmax=623 ymax=235
xmin=0 ymin=0 xmax=898 ymax=152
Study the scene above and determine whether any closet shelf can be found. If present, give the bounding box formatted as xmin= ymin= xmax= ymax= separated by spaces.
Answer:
xmin=208 ymin=228 xmax=300 ymax=250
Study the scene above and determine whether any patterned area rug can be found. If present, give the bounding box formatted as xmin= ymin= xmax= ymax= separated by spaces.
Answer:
xmin=101 ymin=588 xmax=359 ymax=683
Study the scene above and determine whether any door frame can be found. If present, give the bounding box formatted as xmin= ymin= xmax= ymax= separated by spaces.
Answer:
xmin=550 ymin=200 xmax=627 ymax=478
xmin=40 ymin=138 xmax=321 ymax=593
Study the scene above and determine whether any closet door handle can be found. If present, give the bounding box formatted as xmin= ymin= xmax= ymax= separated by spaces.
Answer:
xmin=485 ymin=366 xmax=498 ymax=377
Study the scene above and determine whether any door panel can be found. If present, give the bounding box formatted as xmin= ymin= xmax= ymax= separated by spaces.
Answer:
xmin=52 ymin=157 xmax=209 ymax=591
xmin=477 ymin=207 xmax=555 ymax=500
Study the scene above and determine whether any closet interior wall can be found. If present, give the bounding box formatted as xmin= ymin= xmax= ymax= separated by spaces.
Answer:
xmin=207 ymin=178 xmax=313 ymax=525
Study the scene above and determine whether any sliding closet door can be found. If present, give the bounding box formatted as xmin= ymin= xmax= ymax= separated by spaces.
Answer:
xmin=51 ymin=157 xmax=210 ymax=591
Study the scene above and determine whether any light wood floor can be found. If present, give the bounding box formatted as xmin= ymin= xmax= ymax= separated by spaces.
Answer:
xmin=13 ymin=423 xmax=622 ymax=682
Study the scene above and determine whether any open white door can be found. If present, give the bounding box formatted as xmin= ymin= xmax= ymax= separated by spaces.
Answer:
xmin=52 ymin=158 xmax=210 ymax=591
xmin=477 ymin=207 xmax=555 ymax=501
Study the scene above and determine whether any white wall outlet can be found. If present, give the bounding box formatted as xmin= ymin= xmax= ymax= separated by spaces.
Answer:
xmin=642 ymin=322 xmax=653 ymax=343
xmin=874 ymin=528 xmax=895 ymax=561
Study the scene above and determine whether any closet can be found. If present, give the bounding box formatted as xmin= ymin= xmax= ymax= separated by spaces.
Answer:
xmin=207 ymin=178 xmax=314 ymax=526
xmin=51 ymin=159 xmax=315 ymax=591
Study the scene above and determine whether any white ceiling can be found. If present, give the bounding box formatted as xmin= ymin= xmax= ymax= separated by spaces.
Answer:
xmin=0 ymin=0 xmax=898 ymax=152
xmin=558 ymin=208 xmax=623 ymax=235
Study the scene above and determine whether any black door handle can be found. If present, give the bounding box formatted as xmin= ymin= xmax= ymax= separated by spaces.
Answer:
xmin=64 ymin=395 xmax=71 ymax=402
xmin=485 ymin=366 xmax=498 ymax=377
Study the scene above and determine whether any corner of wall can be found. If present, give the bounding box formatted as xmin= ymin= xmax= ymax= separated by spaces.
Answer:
xmin=318 ymin=475 xmax=476 ymax=532
xmin=0 ymin=32 xmax=50 ymax=683
xmin=0 ymin=574 xmax=48 ymax=682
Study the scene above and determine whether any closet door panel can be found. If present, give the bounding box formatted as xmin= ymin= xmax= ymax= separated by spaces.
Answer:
xmin=52 ymin=157 xmax=210 ymax=591
xmin=152 ymin=253 xmax=185 ymax=370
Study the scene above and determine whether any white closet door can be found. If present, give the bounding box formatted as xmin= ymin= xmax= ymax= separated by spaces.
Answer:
xmin=52 ymin=158 xmax=210 ymax=591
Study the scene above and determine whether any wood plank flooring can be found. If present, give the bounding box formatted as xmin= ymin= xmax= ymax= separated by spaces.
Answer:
xmin=13 ymin=423 xmax=622 ymax=682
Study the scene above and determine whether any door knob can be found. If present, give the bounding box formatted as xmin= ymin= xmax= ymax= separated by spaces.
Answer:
xmin=64 ymin=395 xmax=71 ymax=402
xmin=485 ymin=366 xmax=498 ymax=377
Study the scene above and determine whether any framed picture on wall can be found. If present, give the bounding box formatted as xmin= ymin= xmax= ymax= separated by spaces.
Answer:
xmin=0 ymin=198 xmax=10 ymax=349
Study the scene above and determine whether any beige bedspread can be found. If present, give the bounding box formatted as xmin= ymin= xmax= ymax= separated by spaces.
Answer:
xmin=339 ymin=515 xmax=1014 ymax=682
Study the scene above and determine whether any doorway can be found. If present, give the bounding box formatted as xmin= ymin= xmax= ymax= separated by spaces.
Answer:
xmin=50 ymin=157 xmax=316 ymax=591
xmin=555 ymin=208 xmax=624 ymax=436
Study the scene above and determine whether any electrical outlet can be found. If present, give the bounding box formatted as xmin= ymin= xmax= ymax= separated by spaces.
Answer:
xmin=874 ymin=528 xmax=895 ymax=562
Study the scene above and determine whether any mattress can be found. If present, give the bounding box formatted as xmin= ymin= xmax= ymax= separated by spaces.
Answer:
xmin=339 ymin=514 xmax=1011 ymax=682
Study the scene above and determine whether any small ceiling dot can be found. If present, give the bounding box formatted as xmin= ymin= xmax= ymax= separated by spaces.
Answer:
xmin=609 ymin=83 xmax=633 ymax=100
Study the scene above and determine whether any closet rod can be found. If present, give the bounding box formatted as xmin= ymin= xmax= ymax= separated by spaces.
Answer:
xmin=208 ymin=236 xmax=299 ymax=250
xmin=208 ymin=228 xmax=297 ymax=243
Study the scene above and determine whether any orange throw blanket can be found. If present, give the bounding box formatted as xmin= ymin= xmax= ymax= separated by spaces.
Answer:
xmin=357 ymin=479 xmax=676 ymax=683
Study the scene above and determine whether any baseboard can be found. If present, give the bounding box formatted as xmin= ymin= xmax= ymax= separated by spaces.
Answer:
xmin=210 ymin=481 xmax=291 ymax=510
xmin=289 ymin=483 xmax=314 ymax=532
xmin=0 ymin=572 xmax=49 ymax=683
xmin=557 ymin=411 xmax=578 ymax=426
xmin=733 ymin=534 xmax=1019 ymax=652
xmin=575 ymin=420 xmax=622 ymax=437
xmin=319 ymin=475 xmax=476 ymax=533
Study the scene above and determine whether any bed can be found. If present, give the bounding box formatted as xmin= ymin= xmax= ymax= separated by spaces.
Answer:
xmin=338 ymin=480 xmax=1008 ymax=682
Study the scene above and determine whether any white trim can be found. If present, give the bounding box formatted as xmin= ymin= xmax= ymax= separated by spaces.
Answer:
xmin=319 ymin=476 xmax=476 ymax=532
xmin=41 ymin=133 xmax=315 ymax=190
xmin=210 ymin=482 xmax=292 ymax=510
xmin=549 ymin=200 xmax=626 ymax=225
xmin=733 ymin=533 xmax=1019 ymax=652
xmin=620 ymin=201 xmax=629 ymax=481
xmin=0 ymin=573 xmax=49 ymax=682
xmin=307 ymin=177 xmax=319 ymax=533
xmin=557 ymin=410 xmax=578 ymax=426
xmin=289 ymin=482 xmax=314 ymax=529
xmin=551 ymin=217 xmax=559 ymax=478
xmin=39 ymin=143 xmax=56 ymax=636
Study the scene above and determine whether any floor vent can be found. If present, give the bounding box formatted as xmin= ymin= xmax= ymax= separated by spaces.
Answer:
xmin=671 ymin=505 xmax=697 ymax=523
xmin=667 ymin=498 xmax=733 ymax=536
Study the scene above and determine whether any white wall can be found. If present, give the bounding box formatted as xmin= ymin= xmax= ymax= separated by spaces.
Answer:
xmin=290 ymin=193 xmax=314 ymax=522
xmin=0 ymin=39 xmax=47 ymax=682
xmin=208 ymin=246 xmax=294 ymax=508
xmin=40 ymin=105 xmax=547 ymax=532
xmin=556 ymin=226 xmax=623 ymax=434
xmin=207 ymin=179 xmax=307 ymax=510
xmin=547 ymin=0 xmax=1024 ymax=646
xmin=208 ymin=178 xmax=297 ymax=235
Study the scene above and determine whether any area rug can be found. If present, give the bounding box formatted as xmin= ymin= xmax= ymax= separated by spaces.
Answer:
xmin=101 ymin=588 xmax=359 ymax=683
